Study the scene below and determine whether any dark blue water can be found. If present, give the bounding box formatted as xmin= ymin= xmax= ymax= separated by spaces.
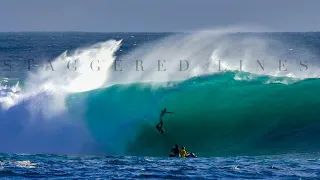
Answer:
xmin=1 ymin=153 xmax=319 ymax=179
xmin=0 ymin=32 xmax=169 ymax=81
xmin=1 ymin=32 xmax=320 ymax=179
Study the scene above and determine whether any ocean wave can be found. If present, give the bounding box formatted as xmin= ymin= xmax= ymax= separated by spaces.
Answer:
xmin=0 ymin=30 xmax=320 ymax=156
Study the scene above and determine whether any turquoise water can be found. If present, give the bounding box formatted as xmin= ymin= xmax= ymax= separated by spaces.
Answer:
xmin=78 ymin=72 xmax=320 ymax=157
xmin=1 ymin=32 xmax=320 ymax=179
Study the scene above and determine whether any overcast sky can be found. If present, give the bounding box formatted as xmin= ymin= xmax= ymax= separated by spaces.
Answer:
xmin=0 ymin=0 xmax=319 ymax=32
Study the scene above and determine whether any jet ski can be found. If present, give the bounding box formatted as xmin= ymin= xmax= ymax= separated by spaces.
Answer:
xmin=185 ymin=153 xmax=197 ymax=158
xmin=169 ymin=154 xmax=179 ymax=157
xmin=169 ymin=153 xmax=197 ymax=158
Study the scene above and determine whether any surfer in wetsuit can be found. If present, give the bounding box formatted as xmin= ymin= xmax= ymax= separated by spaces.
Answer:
xmin=156 ymin=108 xmax=173 ymax=134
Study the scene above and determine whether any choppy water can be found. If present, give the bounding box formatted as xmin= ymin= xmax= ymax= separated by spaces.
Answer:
xmin=1 ymin=153 xmax=320 ymax=179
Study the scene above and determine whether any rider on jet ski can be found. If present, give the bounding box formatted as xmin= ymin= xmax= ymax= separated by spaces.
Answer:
xmin=171 ymin=144 xmax=180 ymax=157
xmin=180 ymin=146 xmax=190 ymax=158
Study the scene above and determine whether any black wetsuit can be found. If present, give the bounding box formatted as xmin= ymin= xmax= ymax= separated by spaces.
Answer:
xmin=156 ymin=109 xmax=172 ymax=134
xmin=171 ymin=146 xmax=179 ymax=155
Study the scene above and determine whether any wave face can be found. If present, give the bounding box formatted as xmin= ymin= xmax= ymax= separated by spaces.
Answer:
xmin=1 ymin=31 xmax=320 ymax=156
xmin=79 ymin=72 xmax=320 ymax=157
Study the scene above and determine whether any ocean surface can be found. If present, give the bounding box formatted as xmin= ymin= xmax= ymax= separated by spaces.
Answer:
xmin=1 ymin=153 xmax=320 ymax=179
xmin=0 ymin=31 xmax=320 ymax=179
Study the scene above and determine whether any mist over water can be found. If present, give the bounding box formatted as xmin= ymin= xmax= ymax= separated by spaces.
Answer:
xmin=0 ymin=38 xmax=122 ymax=155
xmin=110 ymin=28 xmax=320 ymax=86
xmin=0 ymin=28 xmax=320 ymax=156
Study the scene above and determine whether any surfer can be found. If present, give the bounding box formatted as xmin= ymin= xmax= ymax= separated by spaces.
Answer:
xmin=156 ymin=108 xmax=173 ymax=134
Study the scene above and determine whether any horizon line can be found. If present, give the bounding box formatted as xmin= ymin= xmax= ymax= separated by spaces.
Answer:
xmin=0 ymin=30 xmax=320 ymax=33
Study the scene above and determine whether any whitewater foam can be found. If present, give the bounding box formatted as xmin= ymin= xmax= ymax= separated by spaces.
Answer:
xmin=0 ymin=39 xmax=122 ymax=155
xmin=1 ymin=29 xmax=320 ymax=156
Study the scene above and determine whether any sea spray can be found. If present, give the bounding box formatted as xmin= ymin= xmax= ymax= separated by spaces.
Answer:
xmin=1 ymin=30 xmax=320 ymax=156
xmin=0 ymin=40 xmax=122 ymax=154
xmin=109 ymin=30 xmax=319 ymax=87
xmin=78 ymin=30 xmax=320 ymax=156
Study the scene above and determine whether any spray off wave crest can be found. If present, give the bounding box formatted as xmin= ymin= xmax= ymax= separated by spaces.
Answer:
xmin=0 ymin=39 xmax=122 ymax=154
xmin=80 ymin=29 xmax=320 ymax=156
xmin=109 ymin=29 xmax=320 ymax=86
xmin=0 ymin=29 xmax=320 ymax=156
